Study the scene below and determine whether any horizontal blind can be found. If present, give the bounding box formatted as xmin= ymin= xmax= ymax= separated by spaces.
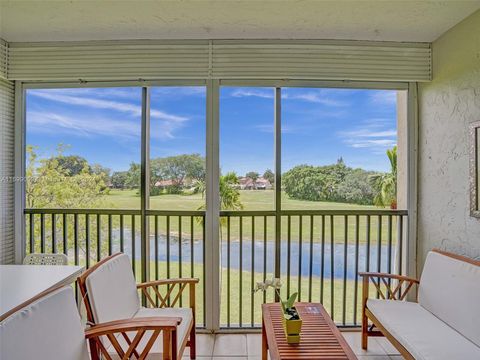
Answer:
xmin=7 ymin=39 xmax=431 ymax=82
xmin=0 ymin=79 xmax=15 ymax=264
xmin=211 ymin=40 xmax=431 ymax=82
xmin=0 ymin=39 xmax=7 ymax=79
xmin=8 ymin=40 xmax=211 ymax=80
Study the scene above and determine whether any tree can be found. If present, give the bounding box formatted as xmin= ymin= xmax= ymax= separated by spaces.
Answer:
xmin=48 ymin=154 xmax=90 ymax=176
xmin=219 ymin=172 xmax=244 ymax=211
xmin=369 ymin=146 xmax=397 ymax=208
xmin=111 ymin=171 xmax=129 ymax=189
xmin=26 ymin=145 xmax=108 ymax=209
xmin=124 ymin=162 xmax=140 ymax=189
xmin=283 ymin=161 xmax=376 ymax=205
xmin=263 ymin=169 xmax=275 ymax=186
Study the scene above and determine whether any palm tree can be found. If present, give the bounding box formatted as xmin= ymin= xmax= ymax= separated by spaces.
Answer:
xmin=369 ymin=146 xmax=397 ymax=208
xmin=193 ymin=172 xmax=243 ymax=212
xmin=194 ymin=172 xmax=244 ymax=241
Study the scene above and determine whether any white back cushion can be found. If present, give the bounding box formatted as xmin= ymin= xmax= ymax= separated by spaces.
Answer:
xmin=419 ymin=251 xmax=480 ymax=347
xmin=85 ymin=254 xmax=140 ymax=323
xmin=0 ymin=286 xmax=89 ymax=360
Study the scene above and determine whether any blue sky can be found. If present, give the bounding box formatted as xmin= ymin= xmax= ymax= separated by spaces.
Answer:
xmin=26 ymin=86 xmax=397 ymax=174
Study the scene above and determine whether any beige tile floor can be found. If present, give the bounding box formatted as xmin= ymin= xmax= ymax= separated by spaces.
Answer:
xmin=182 ymin=332 xmax=404 ymax=359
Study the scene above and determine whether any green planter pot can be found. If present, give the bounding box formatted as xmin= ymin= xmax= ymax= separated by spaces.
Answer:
xmin=281 ymin=306 xmax=302 ymax=344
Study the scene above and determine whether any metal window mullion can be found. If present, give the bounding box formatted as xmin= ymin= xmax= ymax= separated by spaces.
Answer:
xmin=406 ymin=83 xmax=418 ymax=285
xmin=140 ymin=87 xmax=151 ymax=294
xmin=274 ymin=87 xmax=282 ymax=301
xmin=205 ymin=79 xmax=220 ymax=331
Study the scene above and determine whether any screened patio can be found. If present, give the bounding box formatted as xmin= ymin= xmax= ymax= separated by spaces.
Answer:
xmin=1 ymin=1 xmax=480 ymax=360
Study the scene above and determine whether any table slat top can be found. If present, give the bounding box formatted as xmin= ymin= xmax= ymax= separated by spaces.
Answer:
xmin=262 ymin=302 xmax=357 ymax=360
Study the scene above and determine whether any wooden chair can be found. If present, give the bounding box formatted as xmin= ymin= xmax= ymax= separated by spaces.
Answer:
xmin=0 ymin=285 xmax=181 ymax=360
xmin=77 ymin=253 xmax=198 ymax=360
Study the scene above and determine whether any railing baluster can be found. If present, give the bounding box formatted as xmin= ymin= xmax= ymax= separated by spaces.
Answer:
xmin=342 ymin=215 xmax=348 ymax=326
xmin=320 ymin=215 xmax=325 ymax=303
xmin=263 ymin=216 xmax=267 ymax=304
xmin=179 ymin=216 xmax=182 ymax=307
xmin=387 ymin=214 xmax=393 ymax=287
xmin=85 ymin=214 xmax=90 ymax=268
xmin=108 ymin=214 xmax=112 ymax=255
xmin=353 ymin=215 xmax=360 ymax=325
xmin=376 ymin=215 xmax=382 ymax=299
xmin=226 ymin=216 xmax=231 ymax=327
xmin=202 ymin=215 xmax=206 ymax=327
xmin=251 ymin=216 xmax=255 ymax=327
xmin=308 ymin=215 xmax=314 ymax=302
xmin=131 ymin=215 xmax=136 ymax=276
xmin=166 ymin=215 xmax=170 ymax=305
xmin=40 ymin=213 xmax=45 ymax=253
xmin=239 ymin=215 xmax=243 ymax=327
xmin=330 ymin=215 xmax=334 ymax=320
xmin=366 ymin=215 xmax=371 ymax=272
xmin=120 ymin=214 xmax=124 ymax=253
xmin=63 ymin=214 xmax=67 ymax=256
xmin=287 ymin=215 xmax=291 ymax=297
xmin=96 ymin=214 xmax=101 ymax=262
xmin=29 ymin=213 xmax=34 ymax=253
xmin=398 ymin=215 xmax=404 ymax=276
xmin=74 ymin=213 xmax=78 ymax=265
xmin=51 ymin=214 xmax=56 ymax=253
xmin=154 ymin=216 xmax=159 ymax=280
xmin=298 ymin=215 xmax=303 ymax=302
xmin=190 ymin=216 xmax=194 ymax=278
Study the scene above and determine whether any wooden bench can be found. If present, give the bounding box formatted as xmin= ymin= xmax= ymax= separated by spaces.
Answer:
xmin=360 ymin=249 xmax=480 ymax=360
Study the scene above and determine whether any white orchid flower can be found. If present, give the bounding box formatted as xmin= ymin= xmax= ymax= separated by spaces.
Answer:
xmin=272 ymin=278 xmax=282 ymax=289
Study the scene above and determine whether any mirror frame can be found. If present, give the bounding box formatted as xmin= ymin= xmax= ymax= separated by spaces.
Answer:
xmin=469 ymin=120 xmax=480 ymax=218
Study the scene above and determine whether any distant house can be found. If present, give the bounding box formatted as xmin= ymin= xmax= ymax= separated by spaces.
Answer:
xmin=154 ymin=179 xmax=181 ymax=189
xmin=237 ymin=176 xmax=272 ymax=190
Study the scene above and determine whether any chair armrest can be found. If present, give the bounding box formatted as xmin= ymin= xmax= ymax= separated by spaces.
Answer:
xmin=359 ymin=272 xmax=419 ymax=284
xmin=137 ymin=278 xmax=199 ymax=311
xmin=85 ymin=317 xmax=181 ymax=360
xmin=137 ymin=278 xmax=199 ymax=289
xmin=360 ymin=272 xmax=418 ymax=301
xmin=84 ymin=316 xmax=181 ymax=338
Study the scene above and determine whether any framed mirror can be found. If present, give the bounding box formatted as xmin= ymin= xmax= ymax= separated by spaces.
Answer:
xmin=470 ymin=121 xmax=480 ymax=217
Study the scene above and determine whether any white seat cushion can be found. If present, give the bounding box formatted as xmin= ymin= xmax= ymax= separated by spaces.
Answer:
xmin=0 ymin=286 xmax=89 ymax=360
xmin=85 ymin=254 xmax=140 ymax=323
xmin=368 ymin=299 xmax=480 ymax=360
xmin=105 ymin=307 xmax=193 ymax=359
xmin=418 ymin=251 xmax=480 ymax=347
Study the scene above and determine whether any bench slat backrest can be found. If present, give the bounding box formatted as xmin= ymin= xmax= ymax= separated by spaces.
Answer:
xmin=419 ymin=250 xmax=480 ymax=347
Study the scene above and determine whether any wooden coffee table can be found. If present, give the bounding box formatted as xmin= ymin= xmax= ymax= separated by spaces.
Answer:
xmin=262 ymin=302 xmax=357 ymax=359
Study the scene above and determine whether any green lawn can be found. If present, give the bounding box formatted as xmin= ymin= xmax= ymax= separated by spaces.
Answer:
xmin=94 ymin=189 xmax=399 ymax=245
xmin=101 ymin=189 xmax=378 ymax=212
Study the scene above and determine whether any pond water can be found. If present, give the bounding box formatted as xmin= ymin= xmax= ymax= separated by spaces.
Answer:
xmin=119 ymin=233 xmax=398 ymax=280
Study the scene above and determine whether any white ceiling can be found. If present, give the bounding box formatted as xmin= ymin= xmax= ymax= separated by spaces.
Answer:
xmin=1 ymin=0 xmax=479 ymax=43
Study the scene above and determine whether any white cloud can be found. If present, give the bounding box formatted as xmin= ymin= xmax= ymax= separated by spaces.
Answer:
xmin=27 ymin=110 xmax=183 ymax=140
xmin=27 ymin=111 xmax=140 ymax=140
xmin=338 ymin=119 xmax=397 ymax=152
xmin=283 ymin=91 xmax=349 ymax=107
xmin=341 ymin=129 xmax=397 ymax=138
xmin=230 ymin=89 xmax=274 ymax=99
xmin=230 ymin=88 xmax=349 ymax=107
xmin=369 ymin=91 xmax=397 ymax=105
xmin=350 ymin=139 xmax=397 ymax=148
xmin=29 ymin=90 xmax=188 ymax=122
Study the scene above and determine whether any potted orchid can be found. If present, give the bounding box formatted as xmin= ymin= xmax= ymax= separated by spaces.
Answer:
xmin=254 ymin=278 xmax=302 ymax=343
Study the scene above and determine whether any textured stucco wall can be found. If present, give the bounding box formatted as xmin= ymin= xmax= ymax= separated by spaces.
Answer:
xmin=418 ymin=9 xmax=480 ymax=270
